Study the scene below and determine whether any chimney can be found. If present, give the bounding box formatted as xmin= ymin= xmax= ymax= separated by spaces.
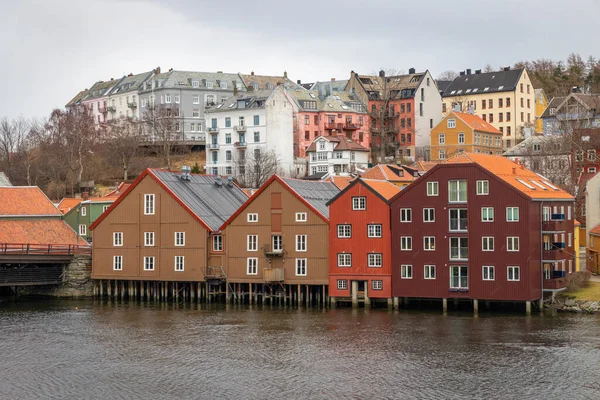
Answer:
xmin=227 ymin=176 xmax=233 ymax=187
xmin=82 ymin=192 xmax=89 ymax=201
xmin=331 ymin=78 xmax=336 ymax=81
xmin=504 ymin=66 xmax=510 ymax=71
xmin=234 ymin=86 xmax=238 ymax=95
xmin=512 ymin=166 xmax=516 ymax=175
xmin=459 ymin=71 xmax=465 ymax=76
xmin=251 ymin=71 xmax=254 ymax=75
xmin=180 ymin=165 xmax=191 ymax=181
xmin=215 ymin=176 xmax=223 ymax=186
xmin=115 ymin=182 xmax=120 ymax=194
xmin=284 ymin=71 xmax=288 ymax=78
xmin=466 ymin=69 xmax=472 ymax=75
xmin=217 ymin=71 xmax=223 ymax=73
xmin=128 ymin=73 xmax=133 ymax=77
xmin=297 ymin=79 xmax=301 ymax=84
xmin=475 ymin=69 xmax=481 ymax=74
xmin=409 ymin=67 xmax=416 ymax=74
xmin=169 ymin=68 xmax=173 ymax=72
xmin=379 ymin=70 xmax=385 ymax=78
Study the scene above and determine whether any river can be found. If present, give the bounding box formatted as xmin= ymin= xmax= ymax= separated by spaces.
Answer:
xmin=1 ymin=299 xmax=599 ymax=399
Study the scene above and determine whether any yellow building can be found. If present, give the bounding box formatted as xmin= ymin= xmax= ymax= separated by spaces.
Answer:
xmin=430 ymin=112 xmax=503 ymax=161
xmin=441 ymin=67 xmax=536 ymax=150
xmin=534 ymin=88 xmax=548 ymax=134
xmin=574 ymin=220 xmax=581 ymax=272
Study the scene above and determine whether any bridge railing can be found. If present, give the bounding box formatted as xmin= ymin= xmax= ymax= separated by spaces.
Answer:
xmin=0 ymin=243 xmax=91 ymax=256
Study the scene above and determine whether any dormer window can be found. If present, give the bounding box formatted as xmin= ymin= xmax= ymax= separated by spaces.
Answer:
xmin=192 ymin=80 xmax=199 ymax=88
xmin=319 ymin=141 xmax=326 ymax=150
xmin=220 ymin=81 xmax=228 ymax=89
xmin=252 ymin=83 xmax=259 ymax=90
xmin=206 ymin=81 xmax=214 ymax=89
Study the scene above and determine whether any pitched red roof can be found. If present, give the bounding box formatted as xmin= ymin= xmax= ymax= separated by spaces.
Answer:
xmin=453 ymin=112 xmax=502 ymax=134
xmin=590 ymin=224 xmax=600 ymax=236
xmin=57 ymin=198 xmax=83 ymax=214
xmin=361 ymin=164 xmax=417 ymax=183
xmin=0 ymin=220 xmax=87 ymax=245
xmin=0 ymin=187 xmax=61 ymax=216
xmin=361 ymin=179 xmax=402 ymax=200
xmin=105 ymin=182 xmax=131 ymax=197
xmin=325 ymin=176 xmax=354 ymax=190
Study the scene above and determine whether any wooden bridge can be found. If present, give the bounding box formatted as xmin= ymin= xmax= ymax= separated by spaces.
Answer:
xmin=0 ymin=243 xmax=91 ymax=287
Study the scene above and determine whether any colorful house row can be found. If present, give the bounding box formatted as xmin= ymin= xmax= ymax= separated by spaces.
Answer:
xmin=90 ymin=153 xmax=575 ymax=312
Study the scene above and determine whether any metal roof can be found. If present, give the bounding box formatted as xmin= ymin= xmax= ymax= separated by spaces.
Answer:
xmin=442 ymin=68 xmax=524 ymax=97
xmin=0 ymin=172 xmax=12 ymax=186
xmin=151 ymin=170 xmax=248 ymax=231
xmin=280 ymin=178 xmax=339 ymax=218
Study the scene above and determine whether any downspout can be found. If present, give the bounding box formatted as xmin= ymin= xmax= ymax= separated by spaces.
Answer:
xmin=540 ymin=201 xmax=544 ymax=304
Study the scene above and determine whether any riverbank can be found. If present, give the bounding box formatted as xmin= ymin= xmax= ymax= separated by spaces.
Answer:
xmin=551 ymin=280 xmax=600 ymax=313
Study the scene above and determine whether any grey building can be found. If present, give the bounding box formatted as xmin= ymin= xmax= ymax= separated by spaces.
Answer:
xmin=137 ymin=69 xmax=247 ymax=143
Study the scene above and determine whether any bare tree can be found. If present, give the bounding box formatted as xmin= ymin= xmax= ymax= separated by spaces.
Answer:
xmin=233 ymin=147 xmax=280 ymax=188
xmin=437 ymin=70 xmax=459 ymax=81
xmin=102 ymin=117 xmax=143 ymax=181
xmin=141 ymin=104 xmax=183 ymax=170
xmin=0 ymin=116 xmax=29 ymax=181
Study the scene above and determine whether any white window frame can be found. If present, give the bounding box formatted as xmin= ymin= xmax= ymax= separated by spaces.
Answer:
xmin=295 ymin=258 xmax=307 ymax=276
xmin=448 ymin=180 xmax=467 ymax=203
xmin=482 ymin=236 xmax=494 ymax=251
xmin=400 ymin=236 xmax=412 ymax=251
xmin=543 ymin=206 xmax=550 ymax=222
xmin=81 ymin=207 xmax=87 ymax=216
xmin=246 ymin=257 xmax=258 ymax=275
xmin=352 ymin=196 xmax=366 ymax=210
xmin=192 ymin=95 xmax=200 ymax=104
xmin=367 ymin=224 xmax=382 ymax=238
xmin=174 ymin=256 xmax=184 ymax=272
xmin=213 ymin=235 xmax=223 ymax=252
xmin=337 ymin=280 xmax=348 ymax=290
xmin=423 ymin=208 xmax=435 ymax=222
xmin=439 ymin=134 xmax=445 ymax=144
xmin=400 ymin=208 xmax=412 ymax=222
xmin=113 ymin=255 xmax=123 ymax=271
xmin=507 ymin=266 xmax=520 ymax=281
xmin=272 ymin=235 xmax=283 ymax=252
xmin=482 ymin=265 xmax=495 ymax=281
xmin=247 ymin=213 xmax=258 ymax=222
xmin=143 ymin=256 xmax=155 ymax=271
xmin=450 ymin=265 xmax=468 ymax=289
xmin=113 ymin=232 xmax=123 ymax=247
xmin=424 ymin=236 xmax=435 ymax=251
xmin=447 ymin=118 xmax=456 ymax=128
xmin=337 ymin=253 xmax=352 ymax=267
xmin=476 ymin=180 xmax=489 ymax=195
xmin=337 ymin=224 xmax=352 ymax=238
xmin=507 ymin=236 xmax=520 ymax=252
xmin=175 ymin=232 xmax=185 ymax=246
xmin=424 ymin=265 xmax=436 ymax=279
xmin=506 ymin=207 xmax=519 ymax=222
xmin=568 ymin=232 xmax=572 ymax=247
xmin=368 ymin=253 xmax=382 ymax=268
xmin=103 ymin=205 xmax=110 ymax=212
xmin=296 ymin=235 xmax=307 ymax=252
xmin=449 ymin=208 xmax=468 ymax=231
xmin=401 ymin=264 xmax=413 ymax=279
xmin=295 ymin=212 xmax=307 ymax=222
xmin=427 ymin=181 xmax=439 ymax=196
xmin=458 ymin=132 xmax=465 ymax=144
xmin=144 ymin=232 xmax=155 ymax=247
xmin=372 ymin=280 xmax=383 ymax=290
xmin=79 ymin=224 xmax=87 ymax=236
xmin=481 ymin=207 xmax=494 ymax=222
xmin=450 ymin=237 xmax=468 ymax=260
xmin=144 ymin=194 xmax=155 ymax=215
xmin=247 ymin=235 xmax=258 ymax=252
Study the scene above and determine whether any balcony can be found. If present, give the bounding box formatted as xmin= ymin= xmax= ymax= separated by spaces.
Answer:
xmin=207 ymin=127 xmax=219 ymax=133
xmin=234 ymin=125 xmax=247 ymax=132
xmin=551 ymin=214 xmax=565 ymax=221
xmin=208 ymin=143 xmax=219 ymax=150
xmin=234 ymin=141 xmax=247 ymax=149
xmin=543 ymin=275 xmax=568 ymax=290
xmin=264 ymin=268 xmax=284 ymax=282
xmin=262 ymin=244 xmax=284 ymax=257
xmin=344 ymin=123 xmax=360 ymax=130
xmin=107 ymin=106 xmax=116 ymax=113
xmin=324 ymin=122 xmax=340 ymax=130
xmin=127 ymin=102 xmax=137 ymax=109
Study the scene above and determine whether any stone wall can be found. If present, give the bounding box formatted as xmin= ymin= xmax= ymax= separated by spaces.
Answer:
xmin=20 ymin=255 xmax=93 ymax=298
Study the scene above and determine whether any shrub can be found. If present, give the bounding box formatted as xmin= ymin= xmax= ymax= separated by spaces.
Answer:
xmin=566 ymin=270 xmax=592 ymax=292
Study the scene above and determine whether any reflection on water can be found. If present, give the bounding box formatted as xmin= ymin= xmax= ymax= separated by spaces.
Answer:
xmin=1 ymin=299 xmax=600 ymax=399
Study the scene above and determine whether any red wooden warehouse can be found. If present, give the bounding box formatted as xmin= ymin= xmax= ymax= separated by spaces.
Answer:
xmin=389 ymin=153 xmax=575 ymax=314
xmin=327 ymin=178 xmax=401 ymax=307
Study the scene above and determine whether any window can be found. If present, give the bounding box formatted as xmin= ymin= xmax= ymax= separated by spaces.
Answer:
xmin=506 ymin=207 xmax=519 ymax=222
xmin=103 ymin=205 xmax=110 ymax=212
xmin=337 ymin=224 xmax=351 ymax=238
xmin=367 ymin=253 xmax=382 ymax=268
xmin=427 ymin=182 xmax=439 ymax=196
xmin=296 ymin=235 xmax=307 ymax=252
xmin=447 ymin=118 xmax=456 ymax=128
xmin=175 ymin=256 xmax=184 ymax=272
xmin=449 ymin=209 xmax=467 ymax=231
xmin=144 ymin=194 xmax=155 ymax=215
xmin=296 ymin=212 xmax=307 ymax=222
xmin=253 ymin=115 xmax=260 ymax=125
xmin=448 ymin=180 xmax=467 ymax=202
xmin=247 ymin=235 xmax=258 ymax=251
xmin=352 ymin=197 xmax=366 ymax=210
xmin=507 ymin=266 xmax=520 ymax=281
xmin=424 ymin=236 xmax=435 ymax=251
xmin=568 ymin=232 xmax=572 ymax=247
xmin=295 ymin=258 xmax=307 ymax=276
xmin=543 ymin=207 xmax=551 ymax=222
xmin=79 ymin=224 xmax=87 ymax=236
xmin=337 ymin=280 xmax=348 ymax=290
xmin=425 ymin=265 xmax=436 ymax=279
xmin=482 ymin=236 xmax=494 ymax=251
xmin=206 ymin=82 xmax=214 ymax=89
xmin=143 ymin=256 xmax=155 ymax=271
xmin=423 ymin=208 xmax=435 ymax=222
xmin=247 ymin=213 xmax=258 ymax=222
xmin=400 ymin=208 xmax=412 ymax=222
xmin=507 ymin=237 xmax=519 ymax=252
xmin=81 ymin=207 xmax=87 ymax=216
xmin=247 ymin=258 xmax=258 ymax=275
xmin=567 ymin=206 xmax=572 ymax=220
xmin=113 ymin=255 xmax=123 ymax=271
xmin=450 ymin=237 xmax=468 ymax=260
xmin=450 ymin=266 xmax=468 ymax=289
xmin=175 ymin=232 xmax=185 ymax=246
xmin=481 ymin=207 xmax=494 ymax=223
xmin=482 ymin=266 xmax=494 ymax=281
xmin=272 ymin=235 xmax=283 ymax=252
xmin=400 ymin=236 xmax=412 ymax=251
xmin=371 ymin=280 xmax=383 ymax=290
xmin=192 ymin=95 xmax=200 ymax=104
xmin=458 ymin=133 xmax=465 ymax=144
xmin=144 ymin=232 xmax=155 ymax=247
xmin=439 ymin=134 xmax=445 ymax=144
xmin=254 ymin=132 xmax=260 ymax=142
xmin=476 ymin=180 xmax=489 ymax=195
xmin=338 ymin=253 xmax=352 ymax=267
xmin=401 ymin=264 xmax=412 ymax=279
xmin=367 ymin=224 xmax=382 ymax=238
xmin=209 ymin=235 xmax=223 ymax=252
xmin=113 ymin=232 xmax=123 ymax=246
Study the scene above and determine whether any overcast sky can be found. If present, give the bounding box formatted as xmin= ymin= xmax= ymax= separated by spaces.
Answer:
xmin=2 ymin=0 xmax=598 ymax=119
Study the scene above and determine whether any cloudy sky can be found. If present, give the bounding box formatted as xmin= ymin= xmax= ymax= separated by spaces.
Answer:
xmin=2 ymin=0 xmax=598 ymax=119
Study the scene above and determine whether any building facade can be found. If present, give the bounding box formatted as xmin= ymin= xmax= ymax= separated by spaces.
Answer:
xmin=80 ymin=78 xmax=122 ymax=125
xmin=306 ymin=135 xmax=369 ymax=177
xmin=106 ymin=71 xmax=154 ymax=120
xmin=534 ymin=89 xmax=548 ymax=134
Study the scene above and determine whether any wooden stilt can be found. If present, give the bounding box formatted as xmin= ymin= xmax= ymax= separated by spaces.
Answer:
xmin=99 ymin=280 xmax=103 ymax=298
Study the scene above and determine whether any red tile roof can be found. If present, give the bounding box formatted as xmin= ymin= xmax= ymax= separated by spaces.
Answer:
xmin=361 ymin=164 xmax=416 ymax=182
xmin=361 ymin=179 xmax=402 ymax=200
xmin=444 ymin=152 xmax=574 ymax=200
xmin=411 ymin=160 xmax=438 ymax=172
xmin=57 ymin=198 xmax=83 ymax=214
xmin=0 ymin=187 xmax=62 ymax=216
xmin=325 ymin=176 xmax=354 ymax=190
xmin=105 ymin=182 xmax=131 ymax=197
xmin=589 ymin=224 xmax=600 ymax=236
xmin=453 ymin=112 xmax=502 ymax=134
xmin=0 ymin=220 xmax=87 ymax=245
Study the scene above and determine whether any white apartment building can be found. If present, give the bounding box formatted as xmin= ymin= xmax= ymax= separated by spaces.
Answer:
xmin=203 ymin=86 xmax=295 ymax=176
xmin=106 ymin=71 xmax=153 ymax=120
xmin=306 ymin=135 xmax=369 ymax=177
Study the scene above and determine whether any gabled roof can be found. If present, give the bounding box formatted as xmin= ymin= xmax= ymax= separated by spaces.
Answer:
xmin=107 ymin=71 xmax=153 ymax=95
xmin=326 ymin=177 xmax=401 ymax=206
xmin=443 ymin=152 xmax=574 ymax=200
xmin=451 ymin=112 xmax=502 ymax=134
xmin=288 ymin=89 xmax=367 ymax=113
xmin=554 ymin=93 xmax=600 ymax=115
xmin=91 ymin=169 xmax=248 ymax=232
xmin=0 ymin=187 xmax=61 ymax=216
xmin=65 ymin=89 xmax=89 ymax=108
xmin=589 ymin=224 xmax=600 ymax=236
xmin=0 ymin=220 xmax=87 ymax=246
xmin=442 ymin=68 xmax=524 ymax=97
xmin=350 ymin=71 xmax=428 ymax=100
xmin=205 ymin=89 xmax=276 ymax=113
xmin=309 ymin=80 xmax=348 ymax=93
xmin=240 ymin=73 xmax=304 ymax=90
xmin=219 ymin=175 xmax=339 ymax=229
xmin=503 ymin=135 xmax=568 ymax=157
xmin=148 ymin=70 xmax=245 ymax=92
xmin=57 ymin=198 xmax=83 ymax=214
xmin=361 ymin=164 xmax=418 ymax=182
xmin=411 ymin=160 xmax=438 ymax=172
xmin=306 ymin=135 xmax=369 ymax=153
xmin=540 ymin=96 xmax=566 ymax=119
xmin=82 ymin=78 xmax=122 ymax=101
xmin=325 ymin=176 xmax=354 ymax=190
xmin=105 ymin=182 xmax=131 ymax=197
xmin=0 ymin=172 xmax=11 ymax=186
